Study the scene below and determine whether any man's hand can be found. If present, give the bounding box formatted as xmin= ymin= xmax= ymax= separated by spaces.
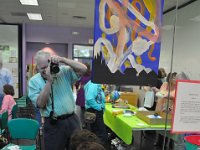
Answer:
xmin=45 ymin=66 xmax=53 ymax=83
xmin=51 ymin=55 xmax=62 ymax=64
xmin=50 ymin=55 xmax=87 ymax=76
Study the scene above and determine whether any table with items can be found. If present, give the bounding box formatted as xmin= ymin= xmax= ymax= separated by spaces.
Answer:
xmin=103 ymin=103 xmax=171 ymax=145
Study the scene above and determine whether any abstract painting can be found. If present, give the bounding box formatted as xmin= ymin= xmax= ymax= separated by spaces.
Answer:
xmin=92 ymin=0 xmax=164 ymax=86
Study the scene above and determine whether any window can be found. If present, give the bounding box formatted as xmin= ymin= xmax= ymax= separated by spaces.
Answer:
xmin=73 ymin=44 xmax=93 ymax=59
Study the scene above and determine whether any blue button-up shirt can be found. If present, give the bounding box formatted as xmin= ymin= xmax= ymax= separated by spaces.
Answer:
xmin=28 ymin=65 xmax=79 ymax=117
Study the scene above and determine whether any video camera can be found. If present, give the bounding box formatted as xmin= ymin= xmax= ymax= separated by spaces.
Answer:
xmin=49 ymin=60 xmax=60 ymax=74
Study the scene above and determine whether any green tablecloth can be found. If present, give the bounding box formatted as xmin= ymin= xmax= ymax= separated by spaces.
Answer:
xmin=103 ymin=103 xmax=171 ymax=144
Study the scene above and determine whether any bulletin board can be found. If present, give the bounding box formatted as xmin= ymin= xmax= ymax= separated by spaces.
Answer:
xmin=92 ymin=0 xmax=164 ymax=86
xmin=0 ymin=24 xmax=22 ymax=98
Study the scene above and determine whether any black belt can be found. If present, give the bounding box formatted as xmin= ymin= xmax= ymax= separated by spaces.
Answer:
xmin=45 ymin=112 xmax=74 ymax=120
xmin=57 ymin=113 xmax=74 ymax=120
xmin=86 ymin=108 xmax=103 ymax=113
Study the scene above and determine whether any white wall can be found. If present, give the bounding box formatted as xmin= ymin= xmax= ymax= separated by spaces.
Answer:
xmin=160 ymin=0 xmax=200 ymax=80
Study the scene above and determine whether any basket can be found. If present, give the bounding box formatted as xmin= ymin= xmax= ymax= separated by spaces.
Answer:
xmin=185 ymin=135 xmax=200 ymax=150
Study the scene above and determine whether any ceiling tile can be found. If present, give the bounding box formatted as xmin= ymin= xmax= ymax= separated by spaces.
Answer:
xmin=0 ymin=0 xmax=196 ymax=27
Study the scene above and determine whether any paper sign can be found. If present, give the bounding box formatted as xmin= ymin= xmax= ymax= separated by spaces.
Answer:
xmin=172 ymin=80 xmax=200 ymax=133
xmin=147 ymin=115 xmax=162 ymax=119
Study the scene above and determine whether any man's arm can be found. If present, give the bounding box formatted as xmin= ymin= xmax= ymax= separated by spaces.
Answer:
xmin=51 ymin=56 xmax=87 ymax=76
xmin=36 ymin=66 xmax=53 ymax=108
xmin=36 ymin=80 xmax=52 ymax=108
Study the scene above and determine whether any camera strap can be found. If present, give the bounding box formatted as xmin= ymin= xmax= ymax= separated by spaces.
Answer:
xmin=50 ymin=84 xmax=54 ymax=113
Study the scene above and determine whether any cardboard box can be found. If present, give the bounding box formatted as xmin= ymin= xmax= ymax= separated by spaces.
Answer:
xmin=120 ymin=92 xmax=139 ymax=107
xmin=136 ymin=111 xmax=172 ymax=125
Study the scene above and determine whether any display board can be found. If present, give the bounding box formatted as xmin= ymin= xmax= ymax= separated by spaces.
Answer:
xmin=73 ymin=44 xmax=93 ymax=59
xmin=172 ymin=80 xmax=200 ymax=133
xmin=0 ymin=24 xmax=21 ymax=98
xmin=92 ymin=0 xmax=164 ymax=85
xmin=72 ymin=44 xmax=93 ymax=68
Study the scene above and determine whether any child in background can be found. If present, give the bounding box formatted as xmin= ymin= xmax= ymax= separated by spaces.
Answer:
xmin=76 ymin=142 xmax=105 ymax=150
xmin=70 ymin=129 xmax=101 ymax=150
xmin=0 ymin=84 xmax=16 ymax=120
xmin=75 ymin=63 xmax=91 ymax=128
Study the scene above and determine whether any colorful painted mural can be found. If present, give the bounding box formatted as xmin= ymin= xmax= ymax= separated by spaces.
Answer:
xmin=92 ymin=0 xmax=164 ymax=85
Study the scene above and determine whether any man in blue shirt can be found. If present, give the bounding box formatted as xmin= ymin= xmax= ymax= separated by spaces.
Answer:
xmin=84 ymin=80 xmax=107 ymax=144
xmin=28 ymin=50 xmax=87 ymax=150
xmin=0 ymin=56 xmax=13 ymax=107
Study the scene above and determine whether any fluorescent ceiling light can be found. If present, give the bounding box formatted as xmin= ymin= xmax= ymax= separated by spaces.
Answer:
xmin=27 ymin=13 xmax=42 ymax=20
xmin=74 ymin=58 xmax=79 ymax=61
xmin=162 ymin=25 xmax=173 ymax=30
xmin=72 ymin=31 xmax=79 ymax=35
xmin=162 ymin=25 xmax=181 ymax=31
xmin=190 ymin=15 xmax=200 ymax=22
xmin=19 ymin=0 xmax=38 ymax=6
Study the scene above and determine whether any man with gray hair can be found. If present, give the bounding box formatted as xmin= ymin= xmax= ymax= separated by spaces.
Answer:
xmin=28 ymin=50 xmax=87 ymax=150
xmin=0 ymin=55 xmax=13 ymax=106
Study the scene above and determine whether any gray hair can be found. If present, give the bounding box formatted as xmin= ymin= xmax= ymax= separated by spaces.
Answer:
xmin=34 ymin=50 xmax=51 ymax=65
xmin=176 ymin=72 xmax=190 ymax=80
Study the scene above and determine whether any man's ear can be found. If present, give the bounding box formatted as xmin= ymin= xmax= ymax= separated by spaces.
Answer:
xmin=35 ymin=65 xmax=39 ymax=73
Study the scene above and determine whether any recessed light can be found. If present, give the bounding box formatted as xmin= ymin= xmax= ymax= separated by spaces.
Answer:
xmin=190 ymin=15 xmax=200 ymax=22
xmin=162 ymin=25 xmax=181 ymax=31
xmin=19 ymin=0 xmax=38 ymax=6
xmin=162 ymin=25 xmax=173 ymax=30
xmin=27 ymin=13 xmax=42 ymax=20
xmin=88 ymin=38 xmax=94 ymax=44
xmin=72 ymin=31 xmax=79 ymax=35
xmin=74 ymin=58 xmax=79 ymax=61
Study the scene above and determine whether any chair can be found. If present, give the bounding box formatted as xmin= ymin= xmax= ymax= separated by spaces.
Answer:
xmin=11 ymin=104 xmax=18 ymax=119
xmin=16 ymin=96 xmax=27 ymax=108
xmin=0 ymin=111 xmax=8 ymax=135
xmin=7 ymin=118 xmax=39 ymax=149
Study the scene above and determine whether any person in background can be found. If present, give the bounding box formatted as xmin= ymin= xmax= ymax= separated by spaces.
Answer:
xmin=0 ymin=56 xmax=13 ymax=107
xmin=0 ymin=84 xmax=16 ymax=120
xmin=70 ymin=129 xmax=101 ymax=150
xmin=155 ymin=72 xmax=177 ymax=112
xmin=159 ymin=68 xmax=167 ymax=82
xmin=76 ymin=142 xmax=105 ymax=150
xmin=75 ymin=63 xmax=91 ymax=128
xmin=84 ymin=80 xmax=107 ymax=145
xmin=153 ymin=72 xmax=177 ymax=147
xmin=143 ymin=68 xmax=168 ymax=111
xmin=153 ymin=72 xmax=182 ymax=148
xmin=157 ymin=69 xmax=165 ymax=89
xmin=173 ymin=72 xmax=190 ymax=150
xmin=28 ymin=50 xmax=87 ymax=150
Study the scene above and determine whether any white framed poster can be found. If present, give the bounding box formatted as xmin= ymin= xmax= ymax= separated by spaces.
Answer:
xmin=172 ymin=80 xmax=200 ymax=133
xmin=0 ymin=24 xmax=21 ymax=98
